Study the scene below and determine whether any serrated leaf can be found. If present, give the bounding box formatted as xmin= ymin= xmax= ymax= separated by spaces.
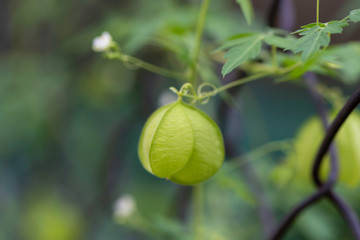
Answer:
xmin=324 ymin=43 xmax=360 ymax=84
xmin=324 ymin=21 xmax=348 ymax=34
xmin=302 ymin=22 xmax=326 ymax=29
xmin=264 ymin=35 xmax=296 ymax=50
xmin=236 ymin=0 xmax=254 ymax=25
xmin=294 ymin=27 xmax=330 ymax=61
xmin=292 ymin=23 xmax=325 ymax=34
xmin=278 ymin=55 xmax=321 ymax=81
xmin=292 ymin=18 xmax=350 ymax=61
xmin=349 ymin=9 xmax=360 ymax=23
xmin=213 ymin=34 xmax=256 ymax=52
xmin=221 ymin=36 xmax=263 ymax=77
xmin=297 ymin=26 xmax=321 ymax=36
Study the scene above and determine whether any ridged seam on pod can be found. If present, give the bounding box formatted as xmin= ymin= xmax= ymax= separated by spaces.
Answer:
xmin=138 ymin=100 xmax=225 ymax=185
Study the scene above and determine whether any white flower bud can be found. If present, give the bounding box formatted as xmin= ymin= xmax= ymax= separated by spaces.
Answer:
xmin=113 ymin=194 xmax=136 ymax=219
xmin=92 ymin=32 xmax=113 ymax=52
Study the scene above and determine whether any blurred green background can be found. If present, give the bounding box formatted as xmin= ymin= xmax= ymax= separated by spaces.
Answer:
xmin=1 ymin=0 xmax=360 ymax=239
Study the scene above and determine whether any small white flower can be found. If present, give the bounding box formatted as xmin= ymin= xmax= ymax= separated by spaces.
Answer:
xmin=113 ymin=194 xmax=136 ymax=219
xmin=92 ymin=32 xmax=113 ymax=52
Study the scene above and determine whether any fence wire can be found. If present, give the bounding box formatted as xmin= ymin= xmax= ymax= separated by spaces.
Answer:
xmin=266 ymin=0 xmax=360 ymax=239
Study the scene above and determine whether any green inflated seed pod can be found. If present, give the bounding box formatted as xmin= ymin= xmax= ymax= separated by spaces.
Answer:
xmin=285 ymin=111 xmax=360 ymax=187
xmin=138 ymin=100 xmax=225 ymax=185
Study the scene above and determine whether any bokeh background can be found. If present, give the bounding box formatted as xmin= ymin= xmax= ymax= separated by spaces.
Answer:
xmin=1 ymin=0 xmax=360 ymax=239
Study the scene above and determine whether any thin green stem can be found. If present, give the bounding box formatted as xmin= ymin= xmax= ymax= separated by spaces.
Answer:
xmin=341 ymin=16 xmax=350 ymax=22
xmin=106 ymin=52 xmax=185 ymax=81
xmin=190 ymin=0 xmax=211 ymax=85
xmin=216 ymin=72 xmax=269 ymax=92
xmin=211 ymin=63 xmax=301 ymax=95
xmin=271 ymin=45 xmax=278 ymax=69
xmin=175 ymin=63 xmax=302 ymax=103
xmin=215 ymin=140 xmax=292 ymax=175
xmin=121 ymin=55 xmax=185 ymax=80
xmin=193 ymin=184 xmax=204 ymax=240
xmin=229 ymin=140 xmax=292 ymax=172
xmin=316 ymin=0 xmax=320 ymax=26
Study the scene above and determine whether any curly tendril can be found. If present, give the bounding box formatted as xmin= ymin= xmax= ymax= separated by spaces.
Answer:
xmin=169 ymin=83 xmax=219 ymax=104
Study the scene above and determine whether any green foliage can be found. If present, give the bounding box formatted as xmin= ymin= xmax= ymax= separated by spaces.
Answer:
xmin=293 ymin=26 xmax=330 ymax=61
xmin=22 ymin=193 xmax=83 ymax=240
xmin=349 ymin=8 xmax=360 ymax=22
xmin=219 ymin=31 xmax=298 ymax=77
xmin=291 ymin=8 xmax=360 ymax=61
xmin=322 ymin=43 xmax=360 ymax=84
xmin=220 ymin=8 xmax=360 ymax=78
xmin=292 ymin=20 xmax=350 ymax=61
xmin=3 ymin=0 xmax=360 ymax=239
xmin=263 ymin=34 xmax=296 ymax=50
xmin=235 ymin=0 xmax=254 ymax=25
xmin=221 ymin=34 xmax=263 ymax=77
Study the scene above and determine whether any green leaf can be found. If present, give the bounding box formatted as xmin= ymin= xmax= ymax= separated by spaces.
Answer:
xmin=264 ymin=35 xmax=297 ymax=50
xmin=349 ymin=9 xmax=360 ymax=23
xmin=293 ymin=27 xmax=330 ymax=61
xmin=324 ymin=43 xmax=360 ymax=84
xmin=236 ymin=0 xmax=254 ymax=25
xmin=324 ymin=21 xmax=348 ymax=34
xmin=301 ymin=22 xmax=326 ymax=28
xmin=292 ymin=22 xmax=325 ymax=34
xmin=221 ymin=35 xmax=263 ymax=77
xmin=276 ymin=52 xmax=323 ymax=82
xmin=213 ymin=33 xmax=256 ymax=52
xmin=292 ymin=19 xmax=350 ymax=61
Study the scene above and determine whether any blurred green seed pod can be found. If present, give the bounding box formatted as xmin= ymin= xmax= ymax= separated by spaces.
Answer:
xmin=138 ymin=100 xmax=225 ymax=185
xmin=285 ymin=111 xmax=360 ymax=187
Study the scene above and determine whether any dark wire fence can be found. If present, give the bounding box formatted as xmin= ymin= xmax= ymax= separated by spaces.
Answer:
xmin=269 ymin=74 xmax=360 ymax=239
xmin=267 ymin=0 xmax=360 ymax=239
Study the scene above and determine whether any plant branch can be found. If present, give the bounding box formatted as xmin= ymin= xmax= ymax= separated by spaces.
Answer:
xmin=216 ymin=73 xmax=269 ymax=93
xmin=190 ymin=0 xmax=211 ymax=85
xmin=193 ymin=184 xmax=204 ymax=240
xmin=316 ymin=0 xmax=320 ymax=26
xmin=106 ymin=52 xmax=185 ymax=81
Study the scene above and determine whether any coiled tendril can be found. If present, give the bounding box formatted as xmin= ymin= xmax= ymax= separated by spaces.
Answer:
xmin=169 ymin=83 xmax=219 ymax=104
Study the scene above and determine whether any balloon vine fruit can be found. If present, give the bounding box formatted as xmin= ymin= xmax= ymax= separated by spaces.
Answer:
xmin=286 ymin=111 xmax=360 ymax=187
xmin=138 ymin=100 xmax=225 ymax=185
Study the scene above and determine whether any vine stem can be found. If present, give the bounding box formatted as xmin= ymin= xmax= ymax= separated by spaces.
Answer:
xmin=105 ymin=52 xmax=185 ymax=81
xmin=213 ymin=63 xmax=299 ymax=95
xmin=316 ymin=0 xmax=320 ymax=26
xmin=216 ymin=73 xmax=269 ymax=93
xmin=178 ymin=62 xmax=301 ymax=103
xmin=193 ymin=184 xmax=204 ymax=240
xmin=221 ymin=140 xmax=292 ymax=174
xmin=190 ymin=0 xmax=211 ymax=85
